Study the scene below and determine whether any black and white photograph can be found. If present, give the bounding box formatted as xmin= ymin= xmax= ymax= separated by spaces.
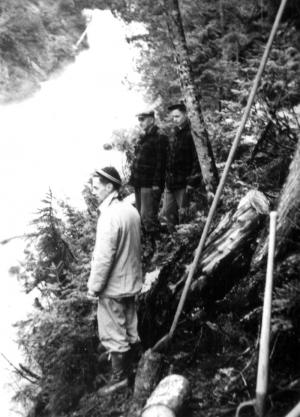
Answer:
xmin=1 ymin=1 xmax=299 ymax=416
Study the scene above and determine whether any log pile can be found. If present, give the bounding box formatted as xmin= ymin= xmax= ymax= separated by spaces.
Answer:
xmin=141 ymin=374 xmax=190 ymax=417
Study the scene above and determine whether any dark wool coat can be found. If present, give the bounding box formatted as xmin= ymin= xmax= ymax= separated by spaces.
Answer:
xmin=129 ymin=125 xmax=168 ymax=189
xmin=166 ymin=121 xmax=202 ymax=190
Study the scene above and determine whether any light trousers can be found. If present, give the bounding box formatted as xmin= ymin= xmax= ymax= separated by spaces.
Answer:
xmin=97 ymin=296 xmax=140 ymax=353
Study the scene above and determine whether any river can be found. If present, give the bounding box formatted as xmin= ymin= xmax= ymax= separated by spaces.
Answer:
xmin=0 ymin=9 xmax=146 ymax=415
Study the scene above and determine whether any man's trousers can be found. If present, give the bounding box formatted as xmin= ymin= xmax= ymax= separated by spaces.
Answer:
xmin=135 ymin=187 xmax=162 ymax=233
xmin=97 ymin=296 xmax=140 ymax=353
xmin=161 ymin=188 xmax=188 ymax=230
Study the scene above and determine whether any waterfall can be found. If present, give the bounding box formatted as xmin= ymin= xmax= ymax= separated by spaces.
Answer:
xmin=0 ymin=9 xmax=146 ymax=415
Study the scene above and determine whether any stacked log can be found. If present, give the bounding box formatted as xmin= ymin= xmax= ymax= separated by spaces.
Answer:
xmin=141 ymin=374 xmax=190 ymax=417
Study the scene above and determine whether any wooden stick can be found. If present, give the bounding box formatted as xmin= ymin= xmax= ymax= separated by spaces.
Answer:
xmin=285 ymin=402 xmax=300 ymax=417
xmin=255 ymin=211 xmax=277 ymax=417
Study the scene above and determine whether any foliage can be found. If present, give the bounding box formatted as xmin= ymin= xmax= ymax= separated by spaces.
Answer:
xmin=97 ymin=0 xmax=300 ymax=112
xmin=16 ymin=186 xmax=102 ymax=416
xmin=2 ymin=0 xmax=300 ymax=109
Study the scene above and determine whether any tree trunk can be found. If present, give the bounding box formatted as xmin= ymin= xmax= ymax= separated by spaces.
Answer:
xmin=163 ymin=0 xmax=219 ymax=196
xmin=252 ymin=136 xmax=300 ymax=265
xmin=275 ymin=136 xmax=300 ymax=255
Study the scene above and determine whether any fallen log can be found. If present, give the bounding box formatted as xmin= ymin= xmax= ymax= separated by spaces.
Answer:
xmin=252 ymin=135 xmax=300 ymax=266
xmin=141 ymin=374 xmax=190 ymax=417
xmin=191 ymin=190 xmax=270 ymax=298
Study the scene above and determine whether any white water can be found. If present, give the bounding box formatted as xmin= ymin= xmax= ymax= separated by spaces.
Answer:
xmin=0 ymin=10 xmax=146 ymax=415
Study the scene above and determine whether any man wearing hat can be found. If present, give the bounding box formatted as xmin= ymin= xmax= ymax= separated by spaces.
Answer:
xmin=87 ymin=166 xmax=143 ymax=395
xmin=129 ymin=110 xmax=168 ymax=237
xmin=161 ymin=102 xmax=202 ymax=230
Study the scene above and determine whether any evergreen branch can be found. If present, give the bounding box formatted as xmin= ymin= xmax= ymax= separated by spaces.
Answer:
xmin=19 ymin=363 xmax=41 ymax=381
xmin=0 ymin=352 xmax=39 ymax=384
xmin=0 ymin=233 xmax=38 ymax=245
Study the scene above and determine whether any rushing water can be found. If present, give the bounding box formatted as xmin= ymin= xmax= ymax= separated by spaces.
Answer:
xmin=0 ymin=9 xmax=146 ymax=415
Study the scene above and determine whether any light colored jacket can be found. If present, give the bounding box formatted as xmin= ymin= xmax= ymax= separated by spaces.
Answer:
xmin=88 ymin=192 xmax=142 ymax=298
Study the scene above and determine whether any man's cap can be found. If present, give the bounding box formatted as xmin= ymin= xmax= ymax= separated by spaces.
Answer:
xmin=168 ymin=102 xmax=186 ymax=112
xmin=136 ymin=110 xmax=155 ymax=119
xmin=94 ymin=166 xmax=122 ymax=186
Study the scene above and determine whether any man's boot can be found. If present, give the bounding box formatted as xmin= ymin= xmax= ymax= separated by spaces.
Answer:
xmin=98 ymin=352 xmax=129 ymax=396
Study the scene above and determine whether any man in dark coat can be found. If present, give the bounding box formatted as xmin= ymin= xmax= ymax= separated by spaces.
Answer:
xmin=161 ymin=103 xmax=202 ymax=230
xmin=129 ymin=110 xmax=168 ymax=235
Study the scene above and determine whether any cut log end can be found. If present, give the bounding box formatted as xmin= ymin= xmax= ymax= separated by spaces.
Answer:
xmin=142 ymin=404 xmax=175 ymax=417
xmin=141 ymin=374 xmax=190 ymax=417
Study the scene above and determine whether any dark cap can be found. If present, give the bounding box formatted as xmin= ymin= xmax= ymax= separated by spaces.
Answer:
xmin=136 ymin=110 xmax=155 ymax=119
xmin=168 ymin=102 xmax=186 ymax=112
xmin=94 ymin=166 xmax=122 ymax=186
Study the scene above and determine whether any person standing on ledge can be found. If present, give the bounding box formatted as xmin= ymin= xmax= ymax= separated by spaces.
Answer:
xmin=87 ymin=166 xmax=143 ymax=395
xmin=161 ymin=102 xmax=202 ymax=231
xmin=129 ymin=110 xmax=168 ymax=240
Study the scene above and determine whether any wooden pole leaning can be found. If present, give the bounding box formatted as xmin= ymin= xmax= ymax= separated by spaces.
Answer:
xmin=235 ymin=212 xmax=277 ymax=417
xmin=153 ymin=0 xmax=288 ymax=353
xmin=284 ymin=402 xmax=300 ymax=417
xmin=255 ymin=211 xmax=277 ymax=417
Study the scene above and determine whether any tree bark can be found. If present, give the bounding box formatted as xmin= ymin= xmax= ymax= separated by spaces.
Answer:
xmin=252 ymin=136 xmax=300 ymax=265
xmin=275 ymin=136 xmax=300 ymax=255
xmin=163 ymin=0 xmax=219 ymax=197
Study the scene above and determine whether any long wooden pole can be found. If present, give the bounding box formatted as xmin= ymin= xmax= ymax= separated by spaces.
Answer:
xmin=285 ymin=402 xmax=300 ymax=417
xmin=153 ymin=0 xmax=288 ymax=352
xmin=255 ymin=211 xmax=277 ymax=417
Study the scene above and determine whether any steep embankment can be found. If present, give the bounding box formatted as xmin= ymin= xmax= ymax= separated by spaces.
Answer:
xmin=0 ymin=0 xmax=86 ymax=103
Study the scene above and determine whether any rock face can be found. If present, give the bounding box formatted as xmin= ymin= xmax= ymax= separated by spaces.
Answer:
xmin=0 ymin=0 xmax=86 ymax=103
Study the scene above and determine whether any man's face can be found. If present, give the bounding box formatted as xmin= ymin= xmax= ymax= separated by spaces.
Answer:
xmin=92 ymin=177 xmax=112 ymax=204
xmin=138 ymin=116 xmax=154 ymax=132
xmin=170 ymin=109 xmax=187 ymax=127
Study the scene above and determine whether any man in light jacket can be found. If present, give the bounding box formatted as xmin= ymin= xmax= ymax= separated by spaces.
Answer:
xmin=87 ymin=166 xmax=143 ymax=395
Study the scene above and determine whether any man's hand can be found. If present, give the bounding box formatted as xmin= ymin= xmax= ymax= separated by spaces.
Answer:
xmin=87 ymin=290 xmax=99 ymax=301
